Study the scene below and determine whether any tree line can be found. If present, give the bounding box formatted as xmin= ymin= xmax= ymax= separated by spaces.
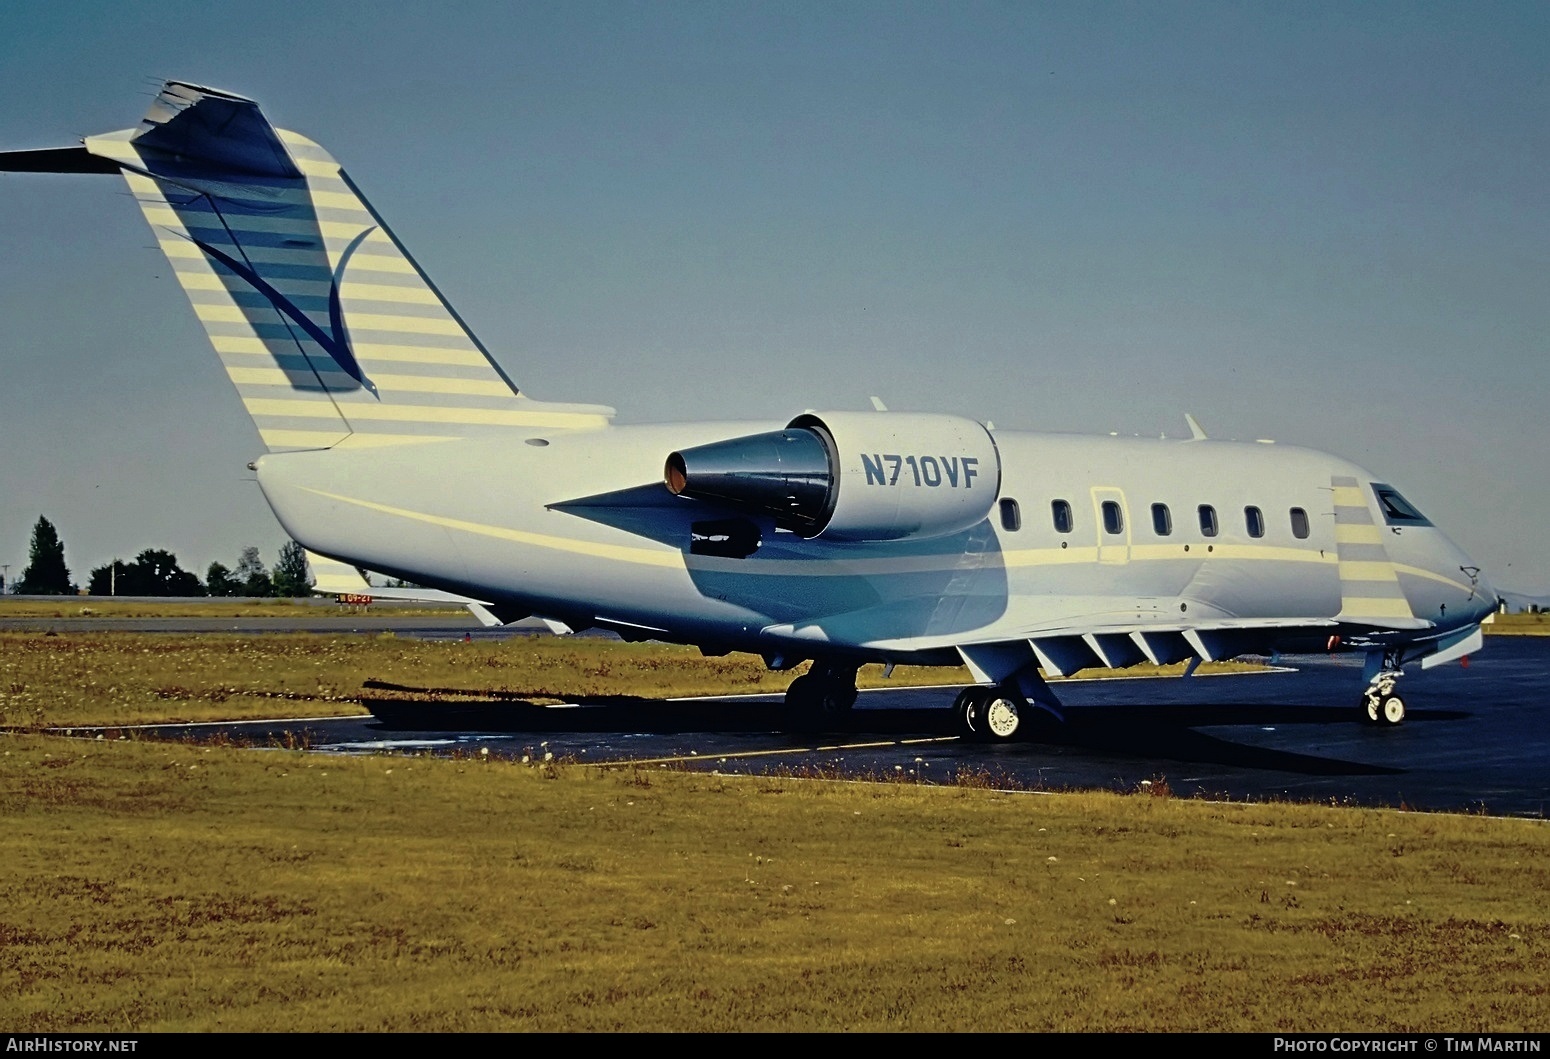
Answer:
xmin=4 ymin=515 xmax=312 ymax=598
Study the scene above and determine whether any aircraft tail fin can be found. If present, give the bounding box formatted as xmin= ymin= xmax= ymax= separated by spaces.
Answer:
xmin=2 ymin=81 xmax=612 ymax=451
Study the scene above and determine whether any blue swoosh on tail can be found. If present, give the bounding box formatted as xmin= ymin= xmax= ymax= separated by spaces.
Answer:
xmin=190 ymin=235 xmax=374 ymax=393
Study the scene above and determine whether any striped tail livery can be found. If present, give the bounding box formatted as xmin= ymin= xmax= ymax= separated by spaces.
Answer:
xmin=3 ymin=81 xmax=611 ymax=451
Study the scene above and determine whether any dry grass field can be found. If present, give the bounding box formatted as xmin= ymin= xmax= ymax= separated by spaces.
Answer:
xmin=1 ymin=623 xmax=1545 ymax=1031
xmin=3 ymin=732 xmax=1547 ymax=1032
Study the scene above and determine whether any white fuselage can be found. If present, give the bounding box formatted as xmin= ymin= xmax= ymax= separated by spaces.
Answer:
xmin=255 ymin=422 xmax=1495 ymax=665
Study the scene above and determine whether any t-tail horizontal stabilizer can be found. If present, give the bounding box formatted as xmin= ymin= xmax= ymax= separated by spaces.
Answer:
xmin=304 ymin=549 xmax=521 ymax=627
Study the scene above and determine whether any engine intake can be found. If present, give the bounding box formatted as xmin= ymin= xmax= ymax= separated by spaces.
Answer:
xmin=665 ymin=411 xmax=1001 ymax=541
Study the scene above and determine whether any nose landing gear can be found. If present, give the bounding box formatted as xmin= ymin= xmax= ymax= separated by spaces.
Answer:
xmin=1361 ymin=651 xmax=1407 ymax=726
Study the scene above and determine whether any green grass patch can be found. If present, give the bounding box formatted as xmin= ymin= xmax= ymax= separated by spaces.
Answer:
xmin=1 ymin=733 xmax=1545 ymax=1031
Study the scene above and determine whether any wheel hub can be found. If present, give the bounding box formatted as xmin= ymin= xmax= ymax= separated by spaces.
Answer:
xmin=984 ymin=696 xmax=1021 ymax=740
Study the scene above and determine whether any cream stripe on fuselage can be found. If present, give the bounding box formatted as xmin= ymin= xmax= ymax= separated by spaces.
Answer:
xmin=294 ymin=487 xmax=1471 ymax=593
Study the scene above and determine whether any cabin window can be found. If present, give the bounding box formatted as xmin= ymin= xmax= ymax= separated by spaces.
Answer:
xmin=1245 ymin=506 xmax=1265 ymax=538
xmin=1101 ymin=500 xmax=1123 ymax=535
xmin=1151 ymin=503 xmax=1172 ymax=536
xmin=1051 ymin=499 xmax=1073 ymax=534
xmin=1198 ymin=504 xmax=1219 ymax=537
xmin=1372 ymin=484 xmax=1432 ymax=526
xmin=999 ymin=498 xmax=1021 ymax=532
xmin=1290 ymin=507 xmax=1310 ymax=539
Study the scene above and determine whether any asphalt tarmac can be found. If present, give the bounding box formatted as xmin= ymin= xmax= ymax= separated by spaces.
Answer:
xmin=88 ymin=635 xmax=1550 ymax=818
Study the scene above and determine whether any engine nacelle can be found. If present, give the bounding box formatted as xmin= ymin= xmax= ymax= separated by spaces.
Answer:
xmin=665 ymin=411 xmax=1001 ymax=541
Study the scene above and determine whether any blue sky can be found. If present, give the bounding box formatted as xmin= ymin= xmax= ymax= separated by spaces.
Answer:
xmin=1 ymin=1 xmax=1546 ymax=592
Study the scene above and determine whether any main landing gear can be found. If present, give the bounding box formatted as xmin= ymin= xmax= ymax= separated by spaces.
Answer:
xmin=784 ymin=662 xmax=860 ymax=732
xmin=782 ymin=660 xmax=1056 ymax=742
xmin=952 ymin=685 xmax=1045 ymax=743
xmin=950 ymin=664 xmax=1064 ymax=743
xmin=1361 ymin=650 xmax=1406 ymax=726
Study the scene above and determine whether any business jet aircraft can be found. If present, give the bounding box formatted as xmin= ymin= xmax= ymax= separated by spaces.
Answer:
xmin=2 ymin=81 xmax=1499 ymax=740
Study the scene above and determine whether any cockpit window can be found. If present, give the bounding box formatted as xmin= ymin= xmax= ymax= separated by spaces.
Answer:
xmin=1371 ymin=484 xmax=1432 ymax=526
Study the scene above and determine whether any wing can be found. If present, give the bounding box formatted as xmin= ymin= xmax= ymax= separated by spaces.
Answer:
xmin=761 ymin=592 xmax=1439 ymax=683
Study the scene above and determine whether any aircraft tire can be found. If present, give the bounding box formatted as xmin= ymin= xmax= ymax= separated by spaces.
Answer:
xmin=981 ymin=693 xmax=1023 ymax=742
xmin=1378 ymin=693 xmax=1406 ymax=726
xmin=1361 ymin=673 xmax=1404 ymax=726
xmin=953 ymin=687 xmax=988 ymax=741
xmin=785 ymin=673 xmax=853 ymax=733
xmin=829 ymin=680 xmax=858 ymax=712
xmin=785 ymin=674 xmax=822 ymax=732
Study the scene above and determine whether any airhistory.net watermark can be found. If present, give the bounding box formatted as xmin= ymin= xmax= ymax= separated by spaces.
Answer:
xmin=5 ymin=1041 xmax=137 ymax=1053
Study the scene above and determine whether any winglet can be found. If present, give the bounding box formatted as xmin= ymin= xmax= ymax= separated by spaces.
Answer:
xmin=1184 ymin=414 xmax=1208 ymax=440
